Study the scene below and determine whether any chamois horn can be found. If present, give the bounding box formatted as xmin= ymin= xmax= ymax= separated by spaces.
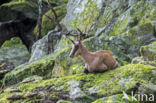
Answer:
xmin=66 ymin=36 xmax=75 ymax=44
xmin=76 ymin=28 xmax=83 ymax=41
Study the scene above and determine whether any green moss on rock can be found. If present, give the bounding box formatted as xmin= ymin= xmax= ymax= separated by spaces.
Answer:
xmin=72 ymin=0 xmax=100 ymax=32
xmin=52 ymin=46 xmax=84 ymax=76
xmin=0 ymin=0 xmax=38 ymax=21
xmin=0 ymin=37 xmax=30 ymax=68
xmin=140 ymin=42 xmax=156 ymax=61
xmin=3 ymin=54 xmax=55 ymax=86
xmin=0 ymin=63 xmax=156 ymax=102
xmin=1 ymin=37 xmax=23 ymax=49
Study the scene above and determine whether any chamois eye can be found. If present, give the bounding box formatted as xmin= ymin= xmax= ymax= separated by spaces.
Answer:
xmin=75 ymin=45 xmax=79 ymax=48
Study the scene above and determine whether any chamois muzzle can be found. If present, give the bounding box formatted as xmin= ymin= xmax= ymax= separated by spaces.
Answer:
xmin=69 ymin=44 xmax=79 ymax=58
xmin=69 ymin=54 xmax=74 ymax=58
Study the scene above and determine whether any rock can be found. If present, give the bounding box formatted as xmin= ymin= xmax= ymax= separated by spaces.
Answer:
xmin=62 ymin=0 xmax=89 ymax=30
xmin=20 ymin=75 xmax=43 ymax=84
xmin=7 ymin=94 xmax=24 ymax=100
xmin=131 ymin=57 xmax=144 ymax=64
xmin=68 ymin=80 xmax=85 ymax=100
xmin=140 ymin=42 xmax=156 ymax=61
xmin=1 ymin=63 xmax=156 ymax=102
xmin=1 ymin=0 xmax=156 ymax=103
xmin=128 ymin=0 xmax=138 ymax=7
xmin=0 ymin=0 xmax=38 ymax=21
xmin=30 ymin=30 xmax=62 ymax=61
xmin=0 ymin=37 xmax=30 ymax=69
xmin=52 ymin=44 xmax=84 ymax=76
xmin=37 ymin=0 xmax=156 ymax=77
xmin=0 ymin=68 xmax=12 ymax=79
xmin=3 ymin=54 xmax=55 ymax=86
xmin=132 ymin=57 xmax=156 ymax=68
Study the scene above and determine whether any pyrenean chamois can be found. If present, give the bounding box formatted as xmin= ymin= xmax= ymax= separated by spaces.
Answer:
xmin=68 ymin=39 xmax=118 ymax=73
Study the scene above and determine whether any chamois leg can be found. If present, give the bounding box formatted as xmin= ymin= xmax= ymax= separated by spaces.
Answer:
xmin=97 ymin=64 xmax=108 ymax=72
xmin=84 ymin=68 xmax=89 ymax=74
xmin=84 ymin=64 xmax=89 ymax=74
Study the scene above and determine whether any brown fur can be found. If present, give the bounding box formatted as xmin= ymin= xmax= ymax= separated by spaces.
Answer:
xmin=69 ymin=41 xmax=118 ymax=73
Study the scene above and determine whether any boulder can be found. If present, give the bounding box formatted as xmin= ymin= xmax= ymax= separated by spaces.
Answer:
xmin=29 ymin=30 xmax=62 ymax=61
xmin=3 ymin=54 xmax=55 ymax=86
xmin=0 ymin=37 xmax=30 ymax=69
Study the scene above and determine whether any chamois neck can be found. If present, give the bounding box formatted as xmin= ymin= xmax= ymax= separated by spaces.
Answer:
xmin=80 ymin=44 xmax=91 ymax=64
xmin=80 ymin=44 xmax=89 ymax=54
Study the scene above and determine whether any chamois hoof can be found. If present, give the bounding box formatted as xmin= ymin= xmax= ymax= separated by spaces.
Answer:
xmin=84 ymin=68 xmax=89 ymax=74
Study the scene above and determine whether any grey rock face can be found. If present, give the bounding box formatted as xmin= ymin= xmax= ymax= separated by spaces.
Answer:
xmin=29 ymin=30 xmax=62 ymax=61
xmin=68 ymin=80 xmax=85 ymax=100
xmin=0 ymin=37 xmax=30 ymax=68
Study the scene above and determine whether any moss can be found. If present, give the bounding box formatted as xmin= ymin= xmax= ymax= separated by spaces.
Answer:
xmin=0 ymin=0 xmax=38 ymax=21
xmin=110 ymin=0 xmax=154 ymax=37
xmin=33 ymin=4 xmax=67 ymax=36
xmin=0 ymin=6 xmax=18 ymax=21
xmin=1 ymin=37 xmax=23 ymax=49
xmin=0 ymin=63 xmax=156 ymax=102
xmin=110 ymin=15 xmax=128 ymax=36
xmin=138 ymin=18 xmax=154 ymax=35
xmin=43 ymin=0 xmax=68 ymax=4
xmin=3 ymin=54 xmax=55 ymax=86
xmin=140 ymin=42 xmax=156 ymax=61
xmin=52 ymin=45 xmax=84 ymax=76
xmin=71 ymin=0 xmax=100 ymax=33
xmin=0 ymin=37 xmax=30 ymax=67
xmin=57 ymin=100 xmax=72 ymax=103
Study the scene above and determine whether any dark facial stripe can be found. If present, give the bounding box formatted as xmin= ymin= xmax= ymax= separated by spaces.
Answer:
xmin=72 ymin=45 xmax=79 ymax=56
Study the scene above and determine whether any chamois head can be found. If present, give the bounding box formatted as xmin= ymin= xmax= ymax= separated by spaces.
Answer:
xmin=68 ymin=28 xmax=86 ymax=58
xmin=69 ymin=40 xmax=81 ymax=58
